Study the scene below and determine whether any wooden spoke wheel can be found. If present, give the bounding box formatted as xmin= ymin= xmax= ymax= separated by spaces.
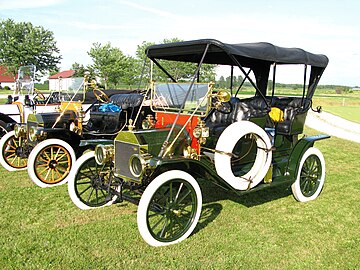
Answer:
xmin=68 ymin=151 xmax=120 ymax=210
xmin=0 ymin=130 xmax=28 ymax=171
xmin=137 ymin=170 xmax=202 ymax=246
xmin=292 ymin=147 xmax=325 ymax=202
xmin=27 ymin=139 xmax=76 ymax=188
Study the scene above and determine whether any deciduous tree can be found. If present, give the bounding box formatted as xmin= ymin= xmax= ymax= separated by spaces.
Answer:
xmin=0 ymin=18 xmax=61 ymax=77
xmin=88 ymin=42 xmax=132 ymax=89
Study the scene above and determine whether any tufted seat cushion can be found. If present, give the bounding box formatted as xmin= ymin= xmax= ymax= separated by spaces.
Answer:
xmin=206 ymin=96 xmax=270 ymax=139
xmin=109 ymin=93 xmax=144 ymax=109
xmin=275 ymin=98 xmax=310 ymax=135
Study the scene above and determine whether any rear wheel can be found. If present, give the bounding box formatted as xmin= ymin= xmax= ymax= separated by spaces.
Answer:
xmin=292 ymin=147 xmax=325 ymax=202
xmin=137 ymin=170 xmax=202 ymax=246
xmin=68 ymin=151 xmax=119 ymax=210
xmin=0 ymin=130 xmax=28 ymax=171
xmin=27 ymin=139 xmax=76 ymax=188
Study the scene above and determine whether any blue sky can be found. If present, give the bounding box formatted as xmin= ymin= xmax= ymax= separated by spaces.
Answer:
xmin=0 ymin=0 xmax=359 ymax=86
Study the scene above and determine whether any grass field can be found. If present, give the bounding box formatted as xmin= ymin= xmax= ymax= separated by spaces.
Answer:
xmin=0 ymin=127 xmax=359 ymax=269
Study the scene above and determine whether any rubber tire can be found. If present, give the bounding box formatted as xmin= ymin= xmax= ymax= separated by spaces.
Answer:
xmin=0 ymin=130 xmax=28 ymax=171
xmin=0 ymin=120 xmax=10 ymax=138
xmin=214 ymin=121 xmax=272 ymax=190
xmin=292 ymin=147 xmax=325 ymax=202
xmin=68 ymin=151 xmax=119 ymax=210
xmin=27 ymin=139 xmax=76 ymax=188
xmin=137 ymin=170 xmax=202 ymax=247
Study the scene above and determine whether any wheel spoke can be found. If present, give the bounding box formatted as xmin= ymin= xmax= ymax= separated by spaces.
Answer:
xmin=174 ymin=183 xmax=183 ymax=203
xmin=176 ymin=189 xmax=192 ymax=205
xmin=87 ymin=187 xmax=95 ymax=203
xmin=76 ymin=180 xmax=91 ymax=185
xmin=79 ymin=184 xmax=92 ymax=196
xmin=159 ymin=216 xmax=169 ymax=238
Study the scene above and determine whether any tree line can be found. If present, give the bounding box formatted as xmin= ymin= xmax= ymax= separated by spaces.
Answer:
xmin=1 ymin=18 xmax=354 ymax=91
xmin=0 ymin=19 xmax=216 ymax=89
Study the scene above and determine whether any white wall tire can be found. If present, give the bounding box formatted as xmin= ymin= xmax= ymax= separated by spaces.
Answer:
xmin=0 ymin=130 xmax=28 ymax=171
xmin=214 ymin=121 xmax=272 ymax=190
xmin=292 ymin=147 xmax=325 ymax=202
xmin=137 ymin=170 xmax=202 ymax=247
xmin=68 ymin=151 xmax=119 ymax=210
xmin=0 ymin=119 xmax=9 ymax=138
xmin=27 ymin=139 xmax=76 ymax=188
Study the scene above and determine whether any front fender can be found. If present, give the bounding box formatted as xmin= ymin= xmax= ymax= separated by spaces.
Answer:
xmin=287 ymin=134 xmax=330 ymax=180
xmin=43 ymin=128 xmax=82 ymax=146
xmin=0 ymin=113 xmax=17 ymax=125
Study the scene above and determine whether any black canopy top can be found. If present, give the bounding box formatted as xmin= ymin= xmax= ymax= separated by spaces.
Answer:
xmin=146 ymin=39 xmax=328 ymax=68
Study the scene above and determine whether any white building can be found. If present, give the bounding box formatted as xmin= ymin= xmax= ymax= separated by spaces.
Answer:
xmin=0 ymin=66 xmax=16 ymax=90
xmin=48 ymin=70 xmax=77 ymax=91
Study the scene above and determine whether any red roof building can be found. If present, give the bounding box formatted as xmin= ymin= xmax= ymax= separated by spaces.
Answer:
xmin=0 ymin=66 xmax=16 ymax=82
xmin=0 ymin=66 xmax=17 ymax=90
xmin=49 ymin=70 xmax=75 ymax=79
xmin=49 ymin=70 xmax=78 ymax=91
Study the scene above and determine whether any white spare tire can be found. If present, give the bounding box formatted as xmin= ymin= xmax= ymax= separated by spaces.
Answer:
xmin=214 ymin=121 xmax=272 ymax=190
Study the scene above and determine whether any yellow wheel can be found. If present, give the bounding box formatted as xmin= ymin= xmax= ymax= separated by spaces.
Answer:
xmin=0 ymin=130 xmax=28 ymax=171
xmin=27 ymin=139 xmax=76 ymax=188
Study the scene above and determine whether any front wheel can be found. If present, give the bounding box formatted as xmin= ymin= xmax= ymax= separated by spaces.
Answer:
xmin=0 ymin=120 xmax=10 ymax=138
xmin=292 ymin=147 xmax=325 ymax=202
xmin=68 ymin=151 xmax=119 ymax=210
xmin=27 ymin=139 xmax=76 ymax=188
xmin=137 ymin=170 xmax=202 ymax=247
xmin=0 ymin=130 xmax=28 ymax=171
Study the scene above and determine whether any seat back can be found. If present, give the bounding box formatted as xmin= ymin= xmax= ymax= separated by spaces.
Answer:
xmin=109 ymin=93 xmax=144 ymax=109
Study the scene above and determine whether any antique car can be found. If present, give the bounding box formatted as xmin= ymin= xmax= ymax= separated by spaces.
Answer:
xmin=25 ymin=89 xmax=148 ymax=188
xmin=0 ymin=73 xmax=148 ymax=187
xmin=0 ymin=73 xmax=97 ymax=171
xmin=68 ymin=39 xmax=329 ymax=246
xmin=0 ymin=65 xmax=62 ymax=137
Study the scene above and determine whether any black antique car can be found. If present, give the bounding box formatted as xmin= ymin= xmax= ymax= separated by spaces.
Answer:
xmin=0 ymin=74 xmax=150 ymax=187
xmin=68 ymin=39 xmax=329 ymax=246
xmin=0 ymin=65 xmax=66 ymax=137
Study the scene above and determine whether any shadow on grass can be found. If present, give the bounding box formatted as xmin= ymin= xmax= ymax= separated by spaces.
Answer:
xmin=190 ymin=179 xmax=293 ymax=237
xmin=199 ymin=178 xmax=293 ymax=207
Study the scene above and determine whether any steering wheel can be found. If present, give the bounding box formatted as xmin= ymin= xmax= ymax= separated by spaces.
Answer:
xmin=34 ymin=88 xmax=46 ymax=100
xmin=215 ymin=101 xmax=233 ymax=114
xmin=93 ymin=88 xmax=110 ymax=103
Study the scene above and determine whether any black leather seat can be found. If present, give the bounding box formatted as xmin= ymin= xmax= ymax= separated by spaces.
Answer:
xmin=206 ymin=96 xmax=270 ymax=137
xmin=110 ymin=93 xmax=144 ymax=109
xmin=275 ymin=98 xmax=310 ymax=135
xmin=87 ymin=93 xmax=144 ymax=133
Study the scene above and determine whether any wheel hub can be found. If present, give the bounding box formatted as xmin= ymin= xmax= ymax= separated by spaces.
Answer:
xmin=165 ymin=203 xmax=182 ymax=217
xmin=48 ymin=159 xmax=58 ymax=169
xmin=15 ymin=147 xmax=23 ymax=156
xmin=90 ymin=175 xmax=103 ymax=189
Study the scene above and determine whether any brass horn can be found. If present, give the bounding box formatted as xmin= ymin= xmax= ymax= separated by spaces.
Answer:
xmin=213 ymin=90 xmax=231 ymax=103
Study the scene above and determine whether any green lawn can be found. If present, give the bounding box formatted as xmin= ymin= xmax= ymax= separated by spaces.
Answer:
xmin=322 ymin=106 xmax=360 ymax=123
xmin=0 ymin=127 xmax=359 ymax=269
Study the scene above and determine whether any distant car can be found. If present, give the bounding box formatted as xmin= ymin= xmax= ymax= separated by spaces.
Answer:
xmin=25 ymin=88 xmax=150 ymax=188
xmin=68 ymin=39 xmax=329 ymax=246
xmin=0 ymin=65 xmax=61 ymax=136
xmin=0 ymin=74 xmax=151 ymax=189
xmin=0 ymin=73 xmax=96 ymax=173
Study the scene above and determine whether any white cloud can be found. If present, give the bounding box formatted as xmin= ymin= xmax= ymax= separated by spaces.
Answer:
xmin=0 ymin=0 xmax=64 ymax=10
xmin=117 ymin=0 xmax=185 ymax=20
xmin=65 ymin=21 xmax=132 ymax=31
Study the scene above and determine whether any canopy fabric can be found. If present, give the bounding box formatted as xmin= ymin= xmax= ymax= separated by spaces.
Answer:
xmin=146 ymin=39 xmax=329 ymax=68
